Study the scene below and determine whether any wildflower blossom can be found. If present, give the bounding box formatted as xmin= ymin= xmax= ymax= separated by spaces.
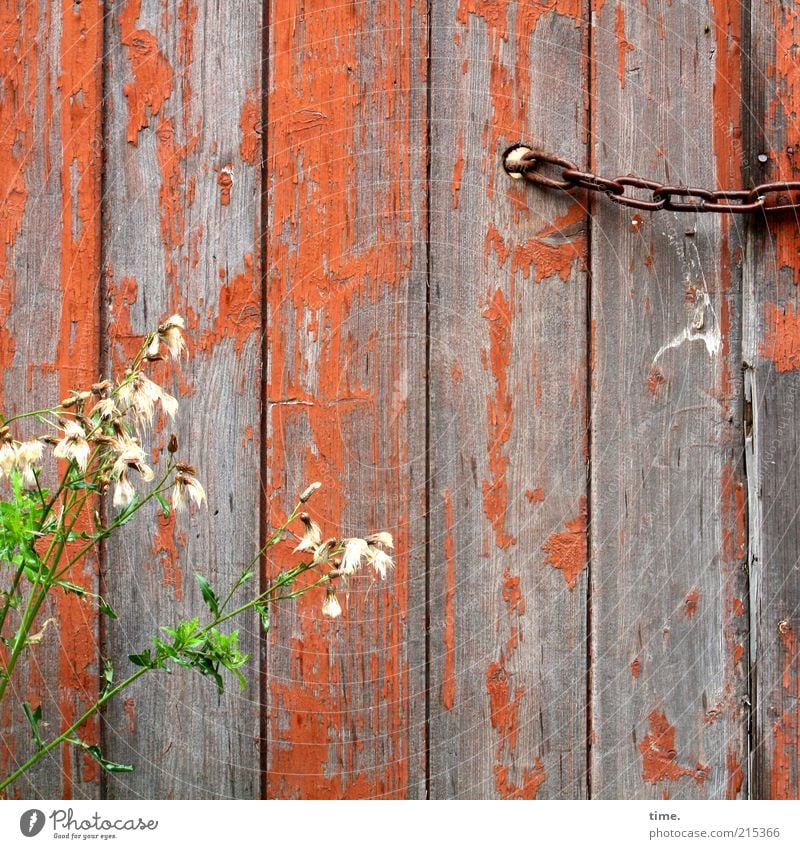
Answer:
xmin=0 ymin=432 xmax=17 ymax=478
xmin=366 ymin=531 xmax=394 ymax=551
xmin=158 ymin=315 xmax=187 ymax=360
xmin=53 ymin=420 xmax=90 ymax=471
xmin=112 ymin=439 xmax=154 ymax=483
xmin=118 ymin=371 xmax=178 ymax=424
xmin=16 ymin=440 xmax=43 ymax=489
xmin=113 ymin=472 xmax=137 ymax=508
xmin=341 ymin=537 xmax=369 ymax=575
xmin=91 ymin=398 xmax=119 ymax=421
xmin=294 ymin=512 xmax=322 ymax=553
xmin=368 ymin=545 xmax=394 ymax=580
xmin=322 ymin=586 xmax=342 ymax=618
xmin=299 ymin=481 xmax=322 ymax=503
xmin=172 ymin=463 xmax=206 ymax=511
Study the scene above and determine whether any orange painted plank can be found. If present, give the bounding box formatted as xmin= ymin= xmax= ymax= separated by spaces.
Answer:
xmin=265 ymin=1 xmax=428 ymax=798
xmin=101 ymin=0 xmax=262 ymax=797
xmin=746 ymin=0 xmax=800 ymax=799
xmin=589 ymin=0 xmax=749 ymax=798
xmin=0 ymin=0 xmax=103 ymax=799
xmin=428 ymin=1 xmax=590 ymax=798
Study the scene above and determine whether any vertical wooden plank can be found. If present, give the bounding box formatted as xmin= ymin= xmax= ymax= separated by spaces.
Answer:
xmin=746 ymin=0 xmax=800 ymax=800
xmin=102 ymin=0 xmax=262 ymax=797
xmin=428 ymin=1 xmax=589 ymax=798
xmin=0 ymin=0 xmax=103 ymax=798
xmin=590 ymin=0 xmax=749 ymax=798
xmin=265 ymin=1 xmax=428 ymax=798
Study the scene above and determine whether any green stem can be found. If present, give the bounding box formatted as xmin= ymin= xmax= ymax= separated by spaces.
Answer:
xmin=0 ymin=666 xmax=148 ymax=793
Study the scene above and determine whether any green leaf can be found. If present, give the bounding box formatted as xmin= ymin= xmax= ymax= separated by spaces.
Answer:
xmin=195 ymin=574 xmax=219 ymax=617
xmin=128 ymin=649 xmax=154 ymax=668
xmin=254 ymin=603 xmax=270 ymax=634
xmin=155 ymin=493 xmax=171 ymax=519
xmin=64 ymin=480 xmax=101 ymax=492
xmin=101 ymin=658 xmax=114 ymax=697
xmin=67 ymin=737 xmax=134 ymax=773
xmin=99 ymin=597 xmax=117 ymax=620
xmin=22 ymin=702 xmax=44 ymax=750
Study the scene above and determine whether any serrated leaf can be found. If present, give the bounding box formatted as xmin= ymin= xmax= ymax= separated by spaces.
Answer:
xmin=101 ymin=658 xmax=114 ymax=697
xmin=128 ymin=649 xmax=153 ymax=668
xmin=22 ymin=702 xmax=44 ymax=750
xmin=67 ymin=738 xmax=134 ymax=773
xmin=195 ymin=574 xmax=219 ymax=617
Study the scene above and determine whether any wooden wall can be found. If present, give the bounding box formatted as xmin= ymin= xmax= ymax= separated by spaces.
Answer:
xmin=1 ymin=0 xmax=799 ymax=799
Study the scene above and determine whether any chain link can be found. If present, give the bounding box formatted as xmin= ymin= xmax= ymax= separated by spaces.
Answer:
xmin=502 ymin=145 xmax=800 ymax=215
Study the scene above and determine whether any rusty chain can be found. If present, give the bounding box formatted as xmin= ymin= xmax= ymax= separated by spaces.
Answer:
xmin=502 ymin=144 xmax=800 ymax=215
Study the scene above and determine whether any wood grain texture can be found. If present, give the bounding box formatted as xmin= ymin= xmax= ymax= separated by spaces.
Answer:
xmin=0 ymin=0 xmax=104 ymax=799
xmin=427 ymin=0 xmax=590 ymax=799
xmin=102 ymin=0 xmax=262 ymax=798
xmin=745 ymin=0 xmax=800 ymax=800
xmin=263 ymin=0 xmax=428 ymax=799
xmin=589 ymin=0 xmax=750 ymax=799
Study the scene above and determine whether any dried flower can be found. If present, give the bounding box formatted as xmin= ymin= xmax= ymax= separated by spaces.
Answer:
xmin=322 ymin=586 xmax=342 ymax=619
xmin=368 ymin=546 xmax=394 ymax=580
xmin=299 ymin=481 xmax=322 ymax=503
xmin=167 ymin=433 xmax=179 ymax=454
xmin=118 ymin=371 xmax=178 ymax=424
xmin=53 ymin=420 xmax=90 ymax=471
xmin=16 ymin=440 xmax=43 ymax=490
xmin=158 ymin=315 xmax=187 ymax=360
xmin=91 ymin=398 xmax=119 ymax=421
xmin=313 ymin=538 xmax=337 ymax=566
xmin=294 ymin=512 xmax=322 ymax=553
xmin=112 ymin=439 xmax=154 ymax=483
xmin=341 ymin=537 xmax=369 ymax=575
xmin=0 ymin=433 xmax=17 ymax=478
xmin=113 ymin=472 xmax=136 ymax=508
xmin=172 ymin=463 xmax=206 ymax=511
xmin=366 ymin=531 xmax=394 ymax=550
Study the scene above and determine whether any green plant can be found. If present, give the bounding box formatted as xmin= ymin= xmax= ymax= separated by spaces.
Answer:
xmin=0 ymin=317 xmax=393 ymax=794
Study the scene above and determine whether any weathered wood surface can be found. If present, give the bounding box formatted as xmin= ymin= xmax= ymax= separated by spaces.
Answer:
xmin=2 ymin=0 xmax=800 ymax=800
xmin=427 ymin=1 xmax=589 ymax=799
xmin=745 ymin=0 xmax=800 ymax=800
xmin=263 ymin=0 xmax=428 ymax=799
xmin=0 ymin=0 xmax=103 ymax=798
xmin=102 ymin=0 xmax=263 ymax=798
xmin=589 ymin=0 xmax=749 ymax=799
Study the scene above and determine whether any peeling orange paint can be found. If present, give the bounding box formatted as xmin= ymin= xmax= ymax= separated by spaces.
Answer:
xmin=266 ymin=0 xmax=416 ymax=798
xmin=542 ymin=496 xmax=588 ymax=590
xmin=482 ymin=288 xmax=516 ymax=549
xmin=640 ymin=710 xmax=710 ymax=786
xmin=441 ymin=490 xmax=456 ymax=711
xmin=484 ymin=206 xmax=587 ymax=283
xmin=525 ymin=486 xmax=545 ymax=504
xmin=614 ymin=3 xmax=634 ymax=88
xmin=761 ymin=302 xmax=800 ymax=373
xmin=647 ymin=366 xmax=666 ymax=395
xmin=239 ymin=92 xmax=260 ymax=165
xmin=631 ymin=658 xmax=641 ymax=679
xmin=120 ymin=0 xmax=174 ymax=145
xmin=684 ymin=589 xmax=700 ymax=618
xmin=451 ymin=129 xmax=465 ymax=209
xmin=485 ymin=567 xmax=544 ymax=798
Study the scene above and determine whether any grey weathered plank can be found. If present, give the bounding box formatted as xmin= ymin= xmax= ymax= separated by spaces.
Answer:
xmin=102 ymin=0 xmax=262 ymax=798
xmin=428 ymin=1 xmax=589 ymax=799
xmin=263 ymin=0 xmax=428 ymax=798
xmin=0 ymin=0 xmax=104 ymax=799
xmin=745 ymin=0 xmax=800 ymax=800
xmin=590 ymin=0 xmax=749 ymax=799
